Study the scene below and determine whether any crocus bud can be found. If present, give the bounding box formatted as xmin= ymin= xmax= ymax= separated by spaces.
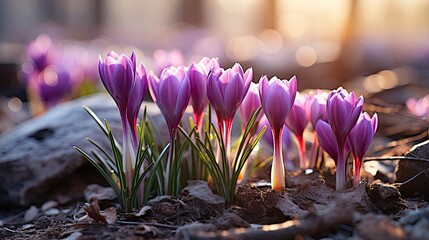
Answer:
xmin=326 ymin=87 xmax=363 ymax=145
xmin=98 ymin=51 xmax=136 ymax=113
xmin=259 ymin=75 xmax=297 ymax=194
xmin=347 ymin=112 xmax=378 ymax=186
xmin=148 ymin=66 xmax=191 ymax=137
xmin=188 ymin=57 xmax=220 ymax=131
xmin=239 ymin=82 xmax=263 ymax=125
xmin=207 ymin=63 xmax=253 ymax=124
xmin=207 ymin=63 xmax=253 ymax=161
xmin=259 ymin=76 xmax=297 ymax=132
xmin=127 ymin=63 xmax=148 ymax=148
xmin=320 ymin=87 xmax=364 ymax=190
xmin=285 ymin=93 xmax=310 ymax=168
xmin=315 ymin=120 xmax=339 ymax=161
xmin=309 ymin=91 xmax=329 ymax=129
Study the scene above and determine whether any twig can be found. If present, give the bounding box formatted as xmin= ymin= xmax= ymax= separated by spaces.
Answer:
xmin=392 ymin=168 xmax=429 ymax=188
xmin=116 ymin=220 xmax=178 ymax=230
xmin=363 ymin=156 xmax=429 ymax=163
xmin=180 ymin=204 xmax=355 ymax=240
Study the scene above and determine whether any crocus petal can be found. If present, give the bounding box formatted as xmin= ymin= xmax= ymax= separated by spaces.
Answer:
xmin=239 ymin=82 xmax=262 ymax=124
xmin=316 ymin=120 xmax=338 ymax=160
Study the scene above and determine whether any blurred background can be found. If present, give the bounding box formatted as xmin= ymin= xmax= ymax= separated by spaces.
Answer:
xmin=1 ymin=0 xmax=429 ymax=131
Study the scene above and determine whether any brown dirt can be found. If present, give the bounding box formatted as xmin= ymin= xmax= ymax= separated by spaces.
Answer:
xmin=1 ymin=171 xmax=428 ymax=239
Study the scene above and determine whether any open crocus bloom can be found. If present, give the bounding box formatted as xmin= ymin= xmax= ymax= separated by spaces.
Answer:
xmin=259 ymin=75 xmax=297 ymax=194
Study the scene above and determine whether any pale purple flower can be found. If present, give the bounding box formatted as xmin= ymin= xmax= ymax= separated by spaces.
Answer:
xmin=127 ymin=63 xmax=148 ymax=147
xmin=315 ymin=120 xmax=338 ymax=162
xmin=308 ymin=90 xmax=328 ymax=168
xmin=239 ymin=82 xmax=263 ymax=126
xmin=317 ymin=87 xmax=364 ymax=190
xmin=27 ymin=34 xmax=57 ymax=72
xmin=98 ymin=51 xmax=136 ymax=113
xmin=285 ymin=92 xmax=311 ymax=168
xmin=327 ymin=87 xmax=363 ymax=145
xmin=98 ymin=51 xmax=148 ymax=193
xmin=188 ymin=57 xmax=220 ymax=131
xmin=347 ymin=112 xmax=378 ymax=186
xmin=259 ymin=75 xmax=297 ymax=194
xmin=207 ymin=63 xmax=253 ymax=160
xmin=149 ymin=66 xmax=191 ymax=137
xmin=37 ymin=66 xmax=73 ymax=106
xmin=148 ymin=66 xmax=191 ymax=194
xmin=406 ymin=95 xmax=429 ymax=118
xmin=309 ymin=91 xmax=329 ymax=129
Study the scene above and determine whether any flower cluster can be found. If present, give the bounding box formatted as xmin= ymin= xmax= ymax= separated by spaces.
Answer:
xmin=316 ymin=88 xmax=378 ymax=190
xmin=23 ymin=34 xmax=99 ymax=114
xmin=76 ymin=49 xmax=379 ymax=211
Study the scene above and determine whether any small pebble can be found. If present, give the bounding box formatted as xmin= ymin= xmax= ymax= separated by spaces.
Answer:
xmin=21 ymin=224 xmax=34 ymax=230
xmin=44 ymin=208 xmax=60 ymax=216
xmin=41 ymin=200 xmax=58 ymax=212
xmin=24 ymin=206 xmax=39 ymax=222
xmin=62 ymin=232 xmax=82 ymax=240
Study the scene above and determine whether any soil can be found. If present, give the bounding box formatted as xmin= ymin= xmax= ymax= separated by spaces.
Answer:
xmin=1 ymin=168 xmax=428 ymax=240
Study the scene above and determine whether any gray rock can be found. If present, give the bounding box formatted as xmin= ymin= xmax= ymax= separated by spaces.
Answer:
xmin=0 ymin=94 xmax=166 ymax=206
xmin=395 ymin=139 xmax=429 ymax=197
xmin=181 ymin=180 xmax=225 ymax=208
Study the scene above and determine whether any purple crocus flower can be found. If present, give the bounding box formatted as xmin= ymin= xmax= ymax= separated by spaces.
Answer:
xmin=127 ymin=63 xmax=148 ymax=148
xmin=188 ymin=57 xmax=220 ymax=133
xmin=327 ymin=88 xmax=363 ymax=144
xmin=148 ymin=66 xmax=191 ymax=137
xmin=315 ymin=120 xmax=338 ymax=163
xmin=207 ymin=63 xmax=253 ymax=161
xmin=98 ymin=51 xmax=148 ymax=193
xmin=148 ymin=66 xmax=191 ymax=194
xmin=239 ymin=82 xmax=263 ymax=126
xmin=99 ymin=51 xmax=136 ymax=114
xmin=406 ymin=95 xmax=429 ymax=118
xmin=27 ymin=34 xmax=57 ymax=72
xmin=259 ymin=75 xmax=297 ymax=194
xmin=347 ymin=112 xmax=378 ymax=186
xmin=37 ymin=66 xmax=73 ymax=107
xmin=317 ymin=87 xmax=364 ymax=190
xmin=308 ymin=91 xmax=328 ymax=168
xmin=285 ymin=92 xmax=310 ymax=169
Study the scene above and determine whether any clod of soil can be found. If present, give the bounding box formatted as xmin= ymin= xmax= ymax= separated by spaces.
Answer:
xmin=235 ymin=185 xmax=291 ymax=224
xmin=367 ymin=182 xmax=407 ymax=215
xmin=395 ymin=139 xmax=429 ymax=197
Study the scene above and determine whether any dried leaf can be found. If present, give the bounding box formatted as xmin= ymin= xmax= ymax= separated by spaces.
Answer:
xmin=77 ymin=200 xmax=117 ymax=225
